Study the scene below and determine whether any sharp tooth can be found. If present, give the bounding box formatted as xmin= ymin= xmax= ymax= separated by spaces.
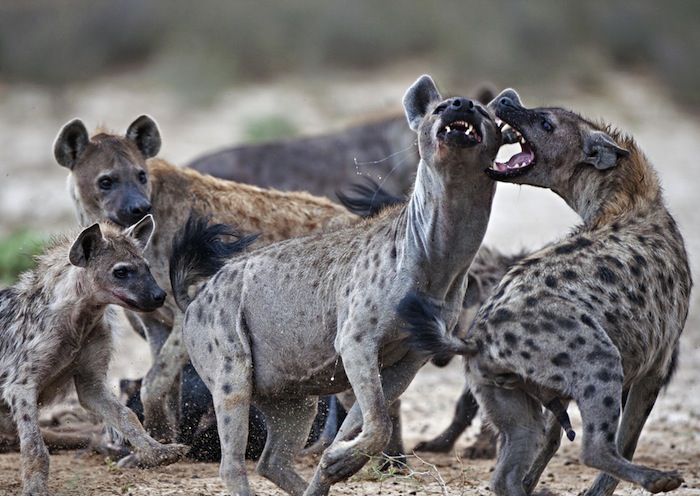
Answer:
xmin=445 ymin=125 xmax=452 ymax=133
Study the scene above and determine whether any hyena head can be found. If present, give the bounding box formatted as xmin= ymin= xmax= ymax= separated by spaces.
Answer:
xmin=403 ymin=75 xmax=502 ymax=176
xmin=54 ymin=115 xmax=161 ymax=228
xmin=69 ymin=214 xmax=166 ymax=312
xmin=487 ymin=89 xmax=629 ymax=191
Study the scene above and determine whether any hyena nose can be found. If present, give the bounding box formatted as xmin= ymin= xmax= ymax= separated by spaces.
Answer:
xmin=152 ymin=287 xmax=166 ymax=306
xmin=498 ymin=96 xmax=515 ymax=108
xmin=131 ymin=200 xmax=152 ymax=217
xmin=451 ymin=98 xmax=474 ymax=111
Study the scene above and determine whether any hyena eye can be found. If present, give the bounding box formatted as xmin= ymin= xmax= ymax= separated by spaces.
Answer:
xmin=98 ymin=177 xmax=113 ymax=190
xmin=541 ymin=120 xmax=554 ymax=132
xmin=138 ymin=171 xmax=147 ymax=184
xmin=113 ymin=267 xmax=129 ymax=279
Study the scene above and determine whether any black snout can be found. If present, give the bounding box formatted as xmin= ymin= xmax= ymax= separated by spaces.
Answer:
xmin=118 ymin=199 xmax=152 ymax=226
xmin=498 ymin=96 xmax=516 ymax=110
xmin=450 ymin=97 xmax=475 ymax=112
xmin=494 ymin=89 xmax=523 ymax=113
xmin=130 ymin=199 xmax=152 ymax=218
xmin=152 ymin=287 xmax=166 ymax=306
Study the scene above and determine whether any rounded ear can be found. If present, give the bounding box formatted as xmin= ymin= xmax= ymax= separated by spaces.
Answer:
xmin=403 ymin=75 xmax=442 ymax=132
xmin=124 ymin=214 xmax=155 ymax=252
xmin=472 ymin=82 xmax=497 ymax=105
xmin=582 ymin=131 xmax=630 ymax=170
xmin=54 ymin=119 xmax=90 ymax=170
xmin=126 ymin=115 xmax=161 ymax=159
xmin=69 ymin=223 xmax=103 ymax=267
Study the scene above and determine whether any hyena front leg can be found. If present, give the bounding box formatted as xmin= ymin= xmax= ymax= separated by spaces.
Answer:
xmin=5 ymin=384 xmax=50 ymax=495
xmin=73 ymin=369 xmax=188 ymax=468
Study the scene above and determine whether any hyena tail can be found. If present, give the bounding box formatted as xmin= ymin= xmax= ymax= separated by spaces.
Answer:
xmin=397 ymin=291 xmax=478 ymax=357
xmin=170 ymin=213 xmax=260 ymax=313
xmin=336 ymin=177 xmax=405 ymax=218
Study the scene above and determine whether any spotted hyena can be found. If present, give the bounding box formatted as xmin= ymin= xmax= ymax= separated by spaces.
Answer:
xmin=54 ymin=116 xmax=359 ymax=443
xmin=170 ymin=75 xmax=502 ymax=496
xmin=402 ymin=89 xmax=691 ymax=495
xmin=0 ymin=215 xmax=187 ymax=495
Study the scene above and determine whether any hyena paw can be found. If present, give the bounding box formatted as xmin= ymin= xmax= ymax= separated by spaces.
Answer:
xmin=117 ymin=443 xmax=189 ymax=469
xmin=644 ymin=471 xmax=683 ymax=493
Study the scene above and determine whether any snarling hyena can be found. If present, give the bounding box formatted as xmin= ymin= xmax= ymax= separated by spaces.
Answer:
xmin=54 ymin=116 xmax=359 ymax=443
xmin=403 ymin=89 xmax=692 ymax=495
xmin=0 ymin=215 xmax=188 ymax=496
xmin=169 ymin=75 xmax=502 ymax=496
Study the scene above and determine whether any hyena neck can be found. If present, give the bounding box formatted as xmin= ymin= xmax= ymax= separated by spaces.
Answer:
xmin=568 ymin=139 xmax=662 ymax=229
xmin=403 ymin=157 xmax=495 ymax=299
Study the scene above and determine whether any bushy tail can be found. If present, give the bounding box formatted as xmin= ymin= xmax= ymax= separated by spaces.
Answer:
xmin=170 ymin=213 xmax=260 ymax=312
xmin=336 ymin=177 xmax=405 ymax=218
xmin=397 ymin=291 xmax=478 ymax=357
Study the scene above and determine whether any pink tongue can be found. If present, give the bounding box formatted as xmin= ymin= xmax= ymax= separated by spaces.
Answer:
xmin=506 ymin=151 xmax=532 ymax=168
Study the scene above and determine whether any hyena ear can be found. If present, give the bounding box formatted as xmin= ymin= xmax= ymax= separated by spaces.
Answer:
xmin=403 ymin=75 xmax=442 ymax=132
xmin=124 ymin=214 xmax=155 ymax=252
xmin=472 ymin=82 xmax=497 ymax=105
xmin=69 ymin=223 xmax=104 ymax=267
xmin=54 ymin=119 xmax=90 ymax=170
xmin=126 ymin=115 xmax=161 ymax=159
xmin=582 ymin=131 xmax=630 ymax=170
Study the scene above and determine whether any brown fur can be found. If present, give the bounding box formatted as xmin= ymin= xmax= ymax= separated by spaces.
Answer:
xmin=55 ymin=116 xmax=359 ymax=443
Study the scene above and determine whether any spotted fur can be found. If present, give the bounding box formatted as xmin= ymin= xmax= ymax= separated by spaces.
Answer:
xmin=0 ymin=216 xmax=188 ymax=495
xmin=171 ymin=75 xmax=502 ymax=496
xmin=54 ymin=115 xmax=359 ymax=443
xmin=406 ymin=90 xmax=691 ymax=496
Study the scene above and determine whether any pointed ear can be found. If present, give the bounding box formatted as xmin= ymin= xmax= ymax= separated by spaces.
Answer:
xmin=54 ymin=119 xmax=90 ymax=170
xmin=124 ymin=214 xmax=155 ymax=252
xmin=126 ymin=115 xmax=161 ymax=159
xmin=582 ymin=131 xmax=630 ymax=170
xmin=69 ymin=223 xmax=103 ymax=267
xmin=403 ymin=75 xmax=442 ymax=132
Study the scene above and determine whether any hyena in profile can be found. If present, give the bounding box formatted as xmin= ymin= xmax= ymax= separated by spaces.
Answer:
xmin=404 ymin=90 xmax=691 ymax=495
xmin=0 ymin=215 xmax=187 ymax=496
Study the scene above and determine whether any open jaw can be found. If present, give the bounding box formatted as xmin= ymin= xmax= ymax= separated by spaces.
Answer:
xmin=437 ymin=119 xmax=482 ymax=147
xmin=488 ymin=119 xmax=535 ymax=178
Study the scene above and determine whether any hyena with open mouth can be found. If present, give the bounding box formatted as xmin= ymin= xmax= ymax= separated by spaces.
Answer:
xmin=403 ymin=89 xmax=691 ymax=495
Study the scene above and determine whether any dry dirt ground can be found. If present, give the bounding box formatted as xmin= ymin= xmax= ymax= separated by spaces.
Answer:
xmin=0 ymin=64 xmax=698 ymax=495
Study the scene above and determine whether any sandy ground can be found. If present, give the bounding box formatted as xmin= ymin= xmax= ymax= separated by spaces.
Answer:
xmin=0 ymin=64 xmax=698 ymax=495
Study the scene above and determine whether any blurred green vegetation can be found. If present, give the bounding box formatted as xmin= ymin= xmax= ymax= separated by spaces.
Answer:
xmin=0 ymin=0 xmax=698 ymax=105
xmin=0 ymin=229 xmax=46 ymax=286
xmin=243 ymin=116 xmax=299 ymax=144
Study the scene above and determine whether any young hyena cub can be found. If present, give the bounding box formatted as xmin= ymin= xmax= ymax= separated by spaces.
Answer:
xmin=405 ymin=90 xmax=691 ymax=496
xmin=0 ymin=215 xmax=187 ymax=496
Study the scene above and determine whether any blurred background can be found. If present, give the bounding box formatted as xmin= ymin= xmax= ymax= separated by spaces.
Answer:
xmin=0 ymin=3 xmax=699 ymax=487
xmin=0 ymin=0 xmax=698 ymax=281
